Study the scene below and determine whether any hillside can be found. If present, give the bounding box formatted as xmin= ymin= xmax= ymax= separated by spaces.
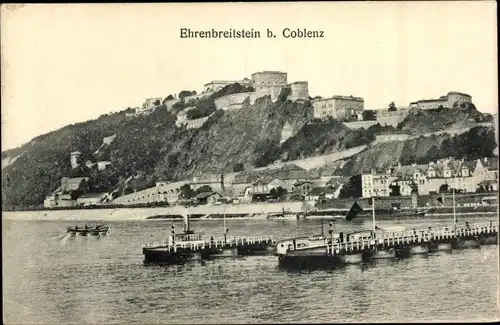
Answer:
xmin=335 ymin=125 xmax=497 ymax=176
xmin=2 ymin=93 xmax=496 ymax=209
xmin=1 ymin=94 xmax=372 ymax=209
xmin=396 ymin=105 xmax=492 ymax=135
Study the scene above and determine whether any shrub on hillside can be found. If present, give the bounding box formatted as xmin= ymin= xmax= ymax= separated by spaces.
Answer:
xmin=172 ymin=100 xmax=186 ymax=112
xmin=233 ymin=163 xmax=244 ymax=172
xmin=179 ymin=90 xmax=197 ymax=99
xmin=338 ymin=175 xmax=362 ymax=198
xmin=388 ymin=102 xmax=397 ymax=112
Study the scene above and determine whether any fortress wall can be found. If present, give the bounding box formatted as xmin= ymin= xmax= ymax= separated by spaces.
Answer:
xmin=214 ymin=92 xmax=254 ymax=110
xmin=343 ymin=120 xmax=379 ymax=129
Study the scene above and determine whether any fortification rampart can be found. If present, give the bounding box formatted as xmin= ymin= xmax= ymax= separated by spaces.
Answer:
xmin=343 ymin=120 xmax=379 ymax=129
xmin=214 ymin=92 xmax=255 ymax=110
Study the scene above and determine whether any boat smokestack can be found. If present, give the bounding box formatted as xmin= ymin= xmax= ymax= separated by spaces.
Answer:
xmin=183 ymin=213 xmax=190 ymax=233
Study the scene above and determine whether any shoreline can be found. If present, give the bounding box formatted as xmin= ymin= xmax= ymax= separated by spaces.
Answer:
xmin=2 ymin=201 xmax=496 ymax=222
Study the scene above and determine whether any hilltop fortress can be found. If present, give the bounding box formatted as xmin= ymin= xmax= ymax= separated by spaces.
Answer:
xmin=131 ymin=70 xmax=473 ymax=132
xmin=212 ymin=71 xmax=309 ymax=110
xmin=132 ymin=71 xmax=310 ymax=116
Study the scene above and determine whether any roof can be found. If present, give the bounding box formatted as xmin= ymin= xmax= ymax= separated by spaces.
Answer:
xmin=307 ymin=187 xmax=336 ymax=195
xmin=195 ymin=191 xmax=220 ymax=200
xmin=416 ymin=98 xmax=447 ymax=103
xmin=54 ymin=177 xmax=89 ymax=194
xmin=326 ymin=177 xmax=350 ymax=186
xmin=294 ymin=180 xmax=313 ymax=186
xmin=234 ymin=164 xmax=309 ymax=184
xmin=251 ymin=71 xmax=287 ymax=76
xmin=447 ymin=91 xmax=471 ymax=97
xmin=280 ymin=164 xmax=305 ymax=172
xmin=365 ymin=158 xmax=493 ymax=180
xmin=77 ymin=193 xmax=105 ymax=199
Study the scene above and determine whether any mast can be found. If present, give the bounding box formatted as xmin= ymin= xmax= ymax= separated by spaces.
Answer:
xmin=372 ymin=196 xmax=376 ymax=232
xmin=221 ymin=173 xmax=227 ymax=243
xmin=453 ymin=172 xmax=457 ymax=230
xmin=372 ymin=169 xmax=376 ymax=233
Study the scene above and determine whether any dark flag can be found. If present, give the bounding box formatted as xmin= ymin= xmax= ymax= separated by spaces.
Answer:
xmin=346 ymin=201 xmax=364 ymax=221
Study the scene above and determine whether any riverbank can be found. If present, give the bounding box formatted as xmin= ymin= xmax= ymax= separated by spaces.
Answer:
xmin=2 ymin=202 xmax=304 ymax=221
xmin=2 ymin=202 xmax=496 ymax=222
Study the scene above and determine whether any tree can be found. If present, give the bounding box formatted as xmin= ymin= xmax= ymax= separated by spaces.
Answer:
xmin=270 ymin=186 xmax=287 ymax=200
xmin=195 ymin=185 xmax=213 ymax=194
xmin=276 ymin=186 xmax=288 ymax=199
xmin=233 ymin=163 xmax=244 ymax=172
xmin=179 ymin=90 xmax=196 ymax=99
xmin=438 ymin=184 xmax=448 ymax=193
xmin=269 ymin=188 xmax=278 ymax=199
xmin=70 ymin=189 xmax=85 ymax=200
xmin=179 ymin=184 xmax=195 ymax=199
xmin=362 ymin=110 xmax=377 ymax=121
xmin=338 ymin=175 xmax=362 ymax=198
xmin=123 ymin=187 xmax=134 ymax=195
xmin=389 ymin=183 xmax=401 ymax=196
xmin=409 ymin=182 xmax=418 ymax=192
xmin=165 ymin=94 xmax=174 ymax=100
xmin=388 ymin=102 xmax=397 ymax=111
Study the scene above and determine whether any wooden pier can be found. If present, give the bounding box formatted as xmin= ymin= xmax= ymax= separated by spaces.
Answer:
xmin=278 ymin=221 xmax=498 ymax=269
xmin=142 ymin=235 xmax=276 ymax=265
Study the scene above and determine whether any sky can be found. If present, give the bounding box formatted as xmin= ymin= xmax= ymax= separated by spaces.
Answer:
xmin=1 ymin=2 xmax=498 ymax=150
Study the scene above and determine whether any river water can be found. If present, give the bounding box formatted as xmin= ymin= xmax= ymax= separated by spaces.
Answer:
xmin=2 ymin=212 xmax=499 ymax=324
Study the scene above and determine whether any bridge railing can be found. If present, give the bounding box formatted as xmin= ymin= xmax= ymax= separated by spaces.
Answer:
xmin=143 ymin=235 xmax=275 ymax=250
xmin=322 ymin=222 xmax=498 ymax=255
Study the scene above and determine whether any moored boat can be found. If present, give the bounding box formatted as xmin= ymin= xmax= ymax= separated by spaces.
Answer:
xmin=67 ymin=224 xmax=109 ymax=236
xmin=276 ymin=233 xmax=330 ymax=255
xmin=266 ymin=208 xmax=299 ymax=220
xmin=304 ymin=213 xmax=346 ymax=221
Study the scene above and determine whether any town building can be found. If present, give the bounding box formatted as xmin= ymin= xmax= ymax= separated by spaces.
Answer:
xmin=190 ymin=173 xmax=226 ymax=192
xmin=76 ymin=193 xmax=106 ymax=206
xmin=304 ymin=187 xmax=337 ymax=202
xmin=409 ymin=91 xmax=472 ymax=110
xmin=250 ymin=177 xmax=287 ymax=199
xmin=292 ymin=181 xmax=314 ymax=194
xmin=44 ymin=177 xmax=89 ymax=208
xmin=97 ymin=161 xmax=112 ymax=171
xmin=361 ymin=170 xmax=397 ymax=198
xmin=361 ymin=157 xmax=498 ymax=198
xmin=70 ymin=151 xmax=81 ymax=169
xmin=312 ymin=95 xmax=364 ymax=121
xmin=195 ymin=192 xmax=222 ymax=205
